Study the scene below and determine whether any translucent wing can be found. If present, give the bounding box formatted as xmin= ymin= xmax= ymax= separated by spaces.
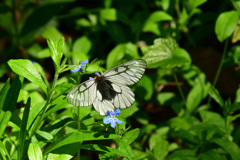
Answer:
xmin=92 ymin=82 xmax=135 ymax=115
xmin=66 ymin=79 xmax=97 ymax=106
xmin=103 ymin=59 xmax=147 ymax=86
xmin=67 ymin=59 xmax=147 ymax=115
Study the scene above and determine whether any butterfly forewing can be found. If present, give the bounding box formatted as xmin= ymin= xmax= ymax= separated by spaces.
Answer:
xmin=103 ymin=59 xmax=147 ymax=85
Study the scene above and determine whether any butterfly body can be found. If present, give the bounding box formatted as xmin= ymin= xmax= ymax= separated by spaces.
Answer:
xmin=67 ymin=59 xmax=147 ymax=115
xmin=95 ymin=76 xmax=117 ymax=101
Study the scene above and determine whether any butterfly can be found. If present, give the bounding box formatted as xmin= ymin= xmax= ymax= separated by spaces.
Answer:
xmin=66 ymin=59 xmax=147 ymax=115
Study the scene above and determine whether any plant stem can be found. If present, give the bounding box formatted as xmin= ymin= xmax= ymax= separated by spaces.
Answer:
xmin=173 ymin=72 xmax=186 ymax=105
xmin=77 ymin=107 xmax=81 ymax=160
xmin=29 ymin=72 xmax=59 ymax=138
xmin=207 ymin=39 xmax=229 ymax=106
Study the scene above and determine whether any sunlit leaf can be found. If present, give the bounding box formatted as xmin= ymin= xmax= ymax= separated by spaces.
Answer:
xmin=8 ymin=59 xmax=47 ymax=94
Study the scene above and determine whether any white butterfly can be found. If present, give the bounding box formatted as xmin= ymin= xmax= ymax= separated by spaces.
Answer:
xmin=66 ymin=59 xmax=147 ymax=115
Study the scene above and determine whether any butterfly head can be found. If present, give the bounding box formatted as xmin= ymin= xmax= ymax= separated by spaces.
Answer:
xmin=89 ymin=72 xmax=102 ymax=80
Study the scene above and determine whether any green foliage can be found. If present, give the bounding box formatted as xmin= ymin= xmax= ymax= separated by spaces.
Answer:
xmin=1 ymin=0 xmax=240 ymax=159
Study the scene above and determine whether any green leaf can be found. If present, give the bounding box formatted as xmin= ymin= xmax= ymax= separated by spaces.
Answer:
xmin=0 ymin=79 xmax=10 ymax=112
xmin=118 ymin=141 xmax=135 ymax=160
xmin=187 ymin=0 xmax=207 ymax=10
xmin=186 ymin=83 xmax=203 ymax=113
xmin=143 ymin=11 xmax=172 ymax=35
xmin=122 ymin=128 xmax=140 ymax=144
xmin=28 ymin=143 xmax=43 ymax=160
xmin=0 ymin=76 xmax=21 ymax=138
xmin=199 ymin=150 xmax=223 ymax=160
xmin=199 ymin=110 xmax=225 ymax=132
xmin=100 ymin=8 xmax=117 ymax=21
xmin=208 ymin=85 xmax=224 ymax=107
xmin=147 ymin=11 xmax=173 ymax=22
xmin=42 ymin=26 xmax=63 ymax=42
xmin=166 ymin=149 xmax=196 ymax=160
xmin=120 ymin=103 xmax=139 ymax=118
xmin=81 ymin=144 xmax=129 ymax=157
xmin=143 ymin=38 xmax=189 ymax=68
xmin=143 ymin=22 xmax=161 ymax=35
xmin=47 ymin=38 xmax=63 ymax=70
xmin=46 ymin=153 xmax=73 ymax=160
xmin=215 ymin=11 xmax=239 ymax=42
xmin=152 ymin=139 xmax=169 ymax=160
xmin=135 ymin=75 xmax=153 ymax=101
xmin=18 ymin=98 xmax=31 ymax=160
xmin=8 ymin=59 xmax=47 ymax=94
xmin=213 ymin=138 xmax=240 ymax=160
xmin=72 ymin=36 xmax=92 ymax=54
xmin=43 ymin=131 xmax=121 ymax=155
xmin=106 ymin=44 xmax=125 ymax=69
xmin=0 ymin=141 xmax=11 ymax=160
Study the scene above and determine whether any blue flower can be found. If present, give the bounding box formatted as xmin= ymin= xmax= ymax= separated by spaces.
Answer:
xmin=30 ymin=60 xmax=35 ymax=64
xmin=103 ymin=109 xmax=123 ymax=128
xmin=69 ymin=59 xmax=88 ymax=73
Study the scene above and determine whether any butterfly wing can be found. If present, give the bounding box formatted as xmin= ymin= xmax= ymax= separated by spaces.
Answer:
xmin=103 ymin=59 xmax=147 ymax=86
xmin=92 ymin=59 xmax=146 ymax=115
xmin=67 ymin=59 xmax=147 ymax=115
xmin=66 ymin=79 xmax=97 ymax=106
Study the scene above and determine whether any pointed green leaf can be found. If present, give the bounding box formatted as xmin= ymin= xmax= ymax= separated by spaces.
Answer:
xmin=0 ymin=141 xmax=11 ymax=160
xmin=18 ymin=98 xmax=31 ymax=160
xmin=8 ymin=59 xmax=47 ymax=94
xmin=117 ymin=141 xmax=135 ymax=160
xmin=0 ymin=76 xmax=21 ymax=137
xmin=28 ymin=143 xmax=43 ymax=160
xmin=186 ymin=83 xmax=203 ymax=113
xmin=47 ymin=38 xmax=63 ymax=70
xmin=81 ymin=144 xmax=129 ymax=157
xmin=0 ymin=79 xmax=10 ymax=112
xmin=208 ymin=85 xmax=224 ymax=107
xmin=213 ymin=138 xmax=240 ymax=160
xmin=42 ymin=26 xmax=63 ymax=42
xmin=122 ymin=128 xmax=140 ymax=144
xmin=43 ymin=131 xmax=121 ymax=155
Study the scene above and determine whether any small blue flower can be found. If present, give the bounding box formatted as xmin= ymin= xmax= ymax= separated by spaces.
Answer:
xmin=69 ymin=59 xmax=88 ymax=73
xmin=30 ymin=60 xmax=35 ymax=64
xmin=103 ymin=109 xmax=123 ymax=128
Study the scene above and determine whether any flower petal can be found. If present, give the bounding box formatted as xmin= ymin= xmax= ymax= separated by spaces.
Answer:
xmin=82 ymin=59 xmax=89 ymax=64
xmin=95 ymin=72 xmax=101 ymax=76
xmin=81 ymin=59 xmax=89 ymax=68
xmin=70 ymin=68 xmax=81 ymax=73
xmin=106 ymin=111 xmax=111 ymax=116
xmin=103 ymin=116 xmax=111 ymax=124
xmin=114 ymin=109 xmax=121 ymax=116
xmin=110 ymin=120 xmax=116 ymax=128
xmin=89 ymin=77 xmax=94 ymax=80
xmin=115 ymin=118 xmax=123 ymax=124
